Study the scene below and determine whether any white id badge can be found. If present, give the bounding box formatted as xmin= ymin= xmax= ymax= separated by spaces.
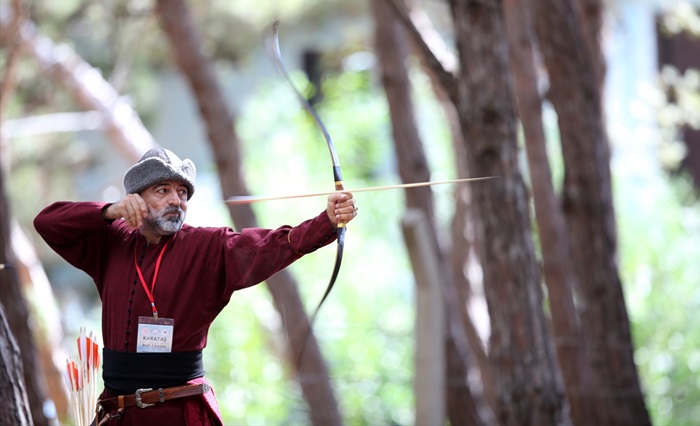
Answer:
xmin=137 ymin=316 xmax=174 ymax=353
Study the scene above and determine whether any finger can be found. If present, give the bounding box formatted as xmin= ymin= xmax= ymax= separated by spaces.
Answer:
xmin=136 ymin=197 xmax=149 ymax=218
xmin=334 ymin=198 xmax=354 ymax=209
xmin=124 ymin=199 xmax=135 ymax=215
xmin=131 ymin=209 xmax=143 ymax=228
xmin=121 ymin=198 xmax=143 ymax=228
xmin=340 ymin=206 xmax=358 ymax=221
xmin=335 ymin=203 xmax=354 ymax=215
xmin=125 ymin=194 xmax=144 ymax=212
xmin=331 ymin=192 xmax=353 ymax=203
xmin=123 ymin=205 xmax=138 ymax=228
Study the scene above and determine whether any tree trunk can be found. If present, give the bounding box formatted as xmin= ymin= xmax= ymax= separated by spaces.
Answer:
xmin=11 ymin=223 xmax=70 ymax=423
xmin=0 ymin=303 xmax=32 ymax=426
xmin=154 ymin=1 xmax=342 ymax=425
xmin=531 ymin=0 xmax=650 ymax=424
xmin=574 ymin=0 xmax=606 ymax=91
xmin=449 ymin=0 xmax=568 ymax=424
xmin=0 ymin=146 xmax=49 ymax=426
xmin=372 ymin=1 xmax=493 ymax=424
xmin=382 ymin=0 xmax=498 ymax=413
xmin=1 ymin=4 xmax=54 ymax=422
xmin=501 ymin=0 xmax=600 ymax=424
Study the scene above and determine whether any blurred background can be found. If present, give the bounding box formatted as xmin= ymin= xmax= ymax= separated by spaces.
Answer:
xmin=0 ymin=0 xmax=698 ymax=425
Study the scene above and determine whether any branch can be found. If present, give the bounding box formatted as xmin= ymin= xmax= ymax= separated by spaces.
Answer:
xmin=0 ymin=9 xmax=157 ymax=163
xmin=0 ymin=0 xmax=26 ymax=116
xmin=383 ymin=0 xmax=457 ymax=97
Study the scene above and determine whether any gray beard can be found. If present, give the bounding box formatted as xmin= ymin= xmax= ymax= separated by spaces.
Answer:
xmin=143 ymin=206 xmax=184 ymax=236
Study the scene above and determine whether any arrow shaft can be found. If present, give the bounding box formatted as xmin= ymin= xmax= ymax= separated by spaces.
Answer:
xmin=225 ymin=176 xmax=496 ymax=204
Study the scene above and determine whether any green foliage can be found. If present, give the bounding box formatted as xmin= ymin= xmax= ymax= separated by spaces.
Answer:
xmin=618 ymin=174 xmax=700 ymax=426
xmin=205 ymin=285 xmax=298 ymax=423
xmin=658 ymin=1 xmax=700 ymax=36
xmin=656 ymin=66 xmax=700 ymax=170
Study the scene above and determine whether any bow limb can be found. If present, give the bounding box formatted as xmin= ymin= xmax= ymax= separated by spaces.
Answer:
xmin=272 ymin=21 xmax=346 ymax=362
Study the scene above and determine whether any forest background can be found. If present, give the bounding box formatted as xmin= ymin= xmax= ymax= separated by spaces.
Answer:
xmin=1 ymin=0 xmax=699 ymax=425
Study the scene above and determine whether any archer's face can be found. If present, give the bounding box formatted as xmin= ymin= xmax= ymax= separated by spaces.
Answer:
xmin=140 ymin=181 xmax=188 ymax=235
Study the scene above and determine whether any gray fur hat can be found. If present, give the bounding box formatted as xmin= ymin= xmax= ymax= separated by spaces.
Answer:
xmin=123 ymin=148 xmax=196 ymax=199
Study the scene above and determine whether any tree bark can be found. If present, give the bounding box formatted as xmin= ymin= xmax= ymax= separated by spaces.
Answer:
xmin=574 ymin=0 xmax=606 ymax=91
xmin=448 ymin=0 xmax=568 ymax=424
xmin=0 ymin=303 xmax=32 ymax=426
xmin=154 ymin=1 xmax=342 ymax=425
xmin=11 ymin=223 xmax=70 ymax=423
xmin=531 ymin=0 xmax=650 ymax=424
xmin=501 ymin=0 xmax=600 ymax=424
xmin=382 ymin=0 xmax=498 ymax=412
xmin=0 ymin=136 xmax=49 ymax=426
xmin=372 ymin=1 xmax=493 ymax=424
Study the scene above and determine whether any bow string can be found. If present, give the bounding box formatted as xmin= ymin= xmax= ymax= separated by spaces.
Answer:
xmin=272 ymin=21 xmax=346 ymax=363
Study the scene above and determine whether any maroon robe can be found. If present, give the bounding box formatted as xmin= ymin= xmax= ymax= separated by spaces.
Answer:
xmin=34 ymin=201 xmax=337 ymax=425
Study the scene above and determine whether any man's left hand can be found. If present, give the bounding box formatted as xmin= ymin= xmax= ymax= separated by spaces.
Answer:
xmin=327 ymin=193 xmax=357 ymax=225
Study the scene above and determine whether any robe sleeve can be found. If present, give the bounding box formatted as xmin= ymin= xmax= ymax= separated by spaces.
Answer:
xmin=227 ymin=212 xmax=336 ymax=290
xmin=33 ymin=201 xmax=120 ymax=285
xmin=218 ymin=211 xmax=338 ymax=295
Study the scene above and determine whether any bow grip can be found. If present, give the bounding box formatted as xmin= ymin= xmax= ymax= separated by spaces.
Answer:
xmin=333 ymin=165 xmax=346 ymax=229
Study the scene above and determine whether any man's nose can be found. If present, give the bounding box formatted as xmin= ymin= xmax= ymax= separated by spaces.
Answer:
xmin=167 ymin=190 xmax=182 ymax=206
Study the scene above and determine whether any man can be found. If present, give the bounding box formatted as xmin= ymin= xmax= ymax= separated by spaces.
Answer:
xmin=34 ymin=148 xmax=357 ymax=425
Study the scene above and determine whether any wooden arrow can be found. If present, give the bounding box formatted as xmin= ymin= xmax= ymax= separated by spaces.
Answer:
xmin=225 ymin=176 xmax=496 ymax=204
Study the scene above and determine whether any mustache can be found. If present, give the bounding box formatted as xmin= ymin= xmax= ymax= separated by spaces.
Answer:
xmin=150 ymin=206 xmax=183 ymax=216
xmin=162 ymin=207 xmax=183 ymax=215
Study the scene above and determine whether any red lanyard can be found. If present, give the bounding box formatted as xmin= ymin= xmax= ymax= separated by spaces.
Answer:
xmin=134 ymin=240 xmax=171 ymax=318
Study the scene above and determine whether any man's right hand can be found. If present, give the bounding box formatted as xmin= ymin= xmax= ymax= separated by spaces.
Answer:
xmin=103 ymin=193 xmax=149 ymax=230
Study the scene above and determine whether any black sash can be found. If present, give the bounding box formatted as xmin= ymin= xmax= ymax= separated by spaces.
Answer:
xmin=102 ymin=348 xmax=204 ymax=395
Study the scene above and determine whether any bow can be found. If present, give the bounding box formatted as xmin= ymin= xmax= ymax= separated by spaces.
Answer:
xmin=272 ymin=21 xmax=346 ymax=362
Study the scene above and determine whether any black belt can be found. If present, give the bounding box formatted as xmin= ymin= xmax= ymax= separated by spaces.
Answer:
xmin=102 ymin=349 xmax=204 ymax=395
